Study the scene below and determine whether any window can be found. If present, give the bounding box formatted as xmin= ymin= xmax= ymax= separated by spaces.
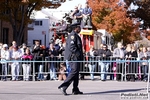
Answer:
xmin=34 ymin=21 xmax=42 ymax=26
xmin=2 ymin=28 xmax=9 ymax=44
xmin=4 ymin=9 xmax=10 ymax=15
xmin=3 ymin=0 xmax=10 ymax=15
xmin=106 ymin=36 xmax=109 ymax=45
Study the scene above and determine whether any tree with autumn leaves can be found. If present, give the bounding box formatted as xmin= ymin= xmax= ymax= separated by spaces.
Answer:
xmin=88 ymin=0 xmax=141 ymax=44
xmin=0 ymin=0 xmax=66 ymax=45
xmin=125 ymin=0 xmax=150 ymax=40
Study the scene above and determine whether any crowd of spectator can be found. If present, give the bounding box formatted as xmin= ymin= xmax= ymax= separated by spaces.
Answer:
xmin=86 ymin=42 xmax=150 ymax=82
xmin=0 ymin=39 xmax=66 ymax=81
xmin=0 ymin=40 xmax=150 ymax=82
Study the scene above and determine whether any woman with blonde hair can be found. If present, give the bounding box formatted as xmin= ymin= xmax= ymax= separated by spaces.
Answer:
xmin=125 ymin=44 xmax=138 ymax=81
xmin=87 ymin=45 xmax=97 ymax=80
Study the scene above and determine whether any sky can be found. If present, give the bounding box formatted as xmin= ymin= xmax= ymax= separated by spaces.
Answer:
xmin=36 ymin=0 xmax=138 ymax=20
xmin=41 ymin=0 xmax=87 ymax=20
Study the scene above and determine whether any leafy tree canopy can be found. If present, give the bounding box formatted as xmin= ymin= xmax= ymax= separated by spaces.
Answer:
xmin=0 ymin=0 xmax=66 ymax=44
xmin=88 ymin=0 xmax=141 ymax=44
xmin=125 ymin=0 xmax=150 ymax=29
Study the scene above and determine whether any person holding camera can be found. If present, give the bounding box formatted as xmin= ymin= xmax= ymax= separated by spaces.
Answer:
xmin=71 ymin=6 xmax=83 ymax=24
xmin=32 ymin=40 xmax=45 ymax=81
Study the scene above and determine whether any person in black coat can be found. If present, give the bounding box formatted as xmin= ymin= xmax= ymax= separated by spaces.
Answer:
xmin=32 ymin=40 xmax=45 ymax=81
xmin=58 ymin=23 xmax=83 ymax=95
xmin=97 ymin=44 xmax=112 ymax=81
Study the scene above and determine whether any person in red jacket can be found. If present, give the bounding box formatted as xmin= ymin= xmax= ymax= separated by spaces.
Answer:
xmin=22 ymin=48 xmax=33 ymax=81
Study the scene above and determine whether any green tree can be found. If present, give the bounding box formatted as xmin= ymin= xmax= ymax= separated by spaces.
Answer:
xmin=0 ymin=0 xmax=66 ymax=45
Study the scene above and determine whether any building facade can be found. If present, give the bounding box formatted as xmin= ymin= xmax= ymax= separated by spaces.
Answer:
xmin=28 ymin=18 xmax=51 ymax=47
xmin=27 ymin=11 xmax=59 ymax=47
xmin=0 ymin=20 xmax=27 ymax=46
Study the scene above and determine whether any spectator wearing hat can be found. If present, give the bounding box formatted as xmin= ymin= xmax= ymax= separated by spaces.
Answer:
xmin=1 ymin=44 xmax=10 ymax=81
xmin=10 ymin=46 xmax=22 ymax=81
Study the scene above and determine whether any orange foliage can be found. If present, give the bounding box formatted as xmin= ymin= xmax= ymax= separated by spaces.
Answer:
xmin=146 ymin=30 xmax=150 ymax=40
xmin=88 ymin=0 xmax=141 ymax=44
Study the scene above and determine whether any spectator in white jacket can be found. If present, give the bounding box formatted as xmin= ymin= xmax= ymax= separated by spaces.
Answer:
xmin=10 ymin=46 xmax=22 ymax=81
xmin=1 ymin=44 xmax=10 ymax=81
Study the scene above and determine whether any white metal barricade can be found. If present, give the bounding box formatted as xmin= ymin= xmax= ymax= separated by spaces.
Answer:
xmin=147 ymin=60 xmax=150 ymax=94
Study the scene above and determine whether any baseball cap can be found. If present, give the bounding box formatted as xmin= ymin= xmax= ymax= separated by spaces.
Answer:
xmin=3 ymin=44 xmax=8 ymax=48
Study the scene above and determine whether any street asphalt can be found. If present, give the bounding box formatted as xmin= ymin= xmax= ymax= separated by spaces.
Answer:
xmin=0 ymin=78 xmax=149 ymax=100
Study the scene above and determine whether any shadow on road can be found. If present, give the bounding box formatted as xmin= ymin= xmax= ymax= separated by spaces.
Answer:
xmin=84 ymin=88 xmax=145 ymax=95
xmin=0 ymin=88 xmax=145 ymax=96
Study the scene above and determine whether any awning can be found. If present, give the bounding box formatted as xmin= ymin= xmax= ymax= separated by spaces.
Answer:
xmin=80 ymin=29 xmax=94 ymax=35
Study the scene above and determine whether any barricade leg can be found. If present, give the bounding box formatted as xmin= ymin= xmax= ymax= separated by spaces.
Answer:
xmin=26 ymin=64 xmax=31 ymax=81
xmin=113 ymin=62 xmax=117 ymax=80
xmin=138 ymin=66 xmax=141 ymax=80
xmin=124 ymin=63 xmax=127 ymax=82
xmin=11 ymin=64 xmax=16 ymax=81
xmin=116 ymin=63 xmax=122 ymax=81
xmin=32 ymin=62 xmax=35 ymax=81
xmin=1 ymin=64 xmax=4 ymax=80
xmin=121 ymin=63 xmax=124 ymax=81
xmin=100 ymin=62 xmax=105 ymax=80
xmin=147 ymin=61 xmax=150 ymax=93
